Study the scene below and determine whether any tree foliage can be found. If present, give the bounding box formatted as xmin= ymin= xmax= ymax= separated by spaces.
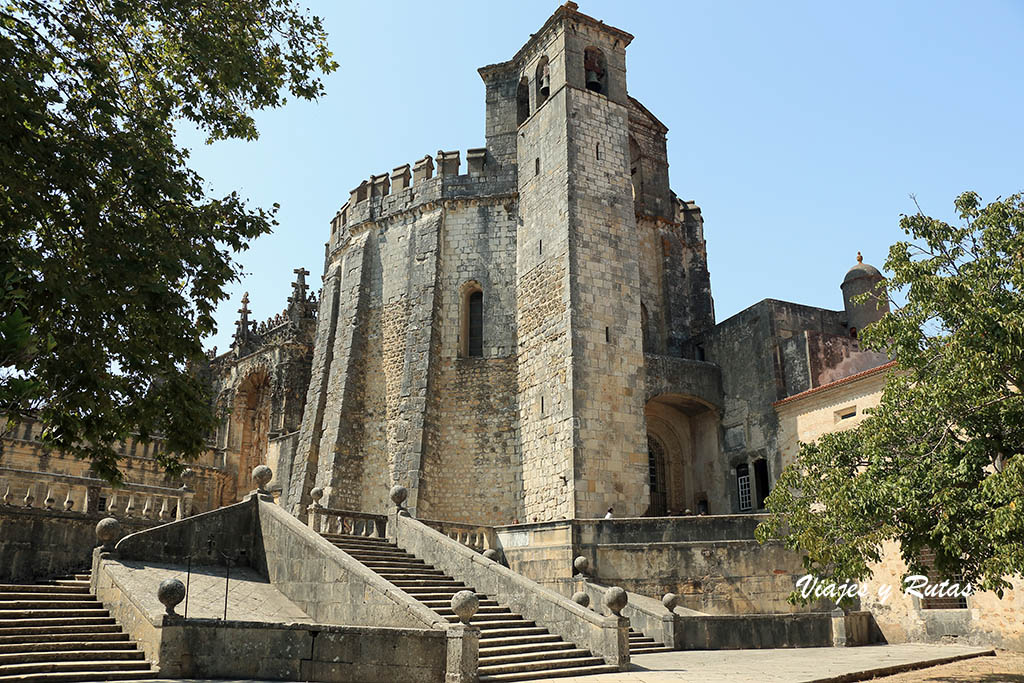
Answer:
xmin=0 ymin=0 xmax=336 ymax=480
xmin=757 ymin=191 xmax=1024 ymax=596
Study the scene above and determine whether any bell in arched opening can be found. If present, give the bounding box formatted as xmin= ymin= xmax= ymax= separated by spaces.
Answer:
xmin=586 ymin=69 xmax=602 ymax=92
xmin=539 ymin=69 xmax=550 ymax=99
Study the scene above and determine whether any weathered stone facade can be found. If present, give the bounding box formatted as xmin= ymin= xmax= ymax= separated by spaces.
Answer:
xmin=253 ymin=2 xmax=894 ymax=526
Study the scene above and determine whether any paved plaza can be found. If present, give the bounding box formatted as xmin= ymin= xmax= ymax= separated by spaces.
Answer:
xmin=144 ymin=643 xmax=1001 ymax=683
xmin=107 ymin=560 xmax=311 ymax=623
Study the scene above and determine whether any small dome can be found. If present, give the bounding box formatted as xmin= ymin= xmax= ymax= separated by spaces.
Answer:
xmin=843 ymin=252 xmax=882 ymax=285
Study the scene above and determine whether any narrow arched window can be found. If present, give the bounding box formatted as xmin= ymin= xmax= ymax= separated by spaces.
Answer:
xmin=516 ymin=76 xmax=530 ymax=126
xmin=468 ymin=291 xmax=483 ymax=357
xmin=584 ymin=47 xmax=607 ymax=95
xmin=640 ymin=303 xmax=651 ymax=353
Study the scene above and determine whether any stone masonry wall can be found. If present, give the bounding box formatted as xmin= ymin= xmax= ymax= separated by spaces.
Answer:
xmin=419 ymin=201 xmax=520 ymax=524
xmin=516 ymin=28 xmax=575 ymax=523
xmin=566 ymin=80 xmax=648 ymax=519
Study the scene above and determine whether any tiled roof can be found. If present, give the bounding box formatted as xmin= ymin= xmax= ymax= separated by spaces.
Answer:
xmin=772 ymin=360 xmax=897 ymax=408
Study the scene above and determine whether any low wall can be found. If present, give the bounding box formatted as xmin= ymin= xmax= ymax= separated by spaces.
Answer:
xmin=114 ymin=498 xmax=257 ymax=567
xmin=105 ymin=497 xmax=472 ymax=681
xmin=0 ymin=506 xmax=157 ymax=583
xmin=676 ymin=613 xmax=833 ymax=650
xmin=92 ymin=555 xmax=446 ymax=681
xmin=253 ymin=501 xmax=449 ymax=631
xmin=393 ymin=513 xmax=629 ymax=669
xmin=496 ymin=516 xmax=825 ymax=615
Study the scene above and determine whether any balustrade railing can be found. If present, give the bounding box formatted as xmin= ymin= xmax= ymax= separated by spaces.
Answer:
xmin=420 ymin=518 xmax=497 ymax=552
xmin=0 ymin=466 xmax=194 ymax=521
xmin=307 ymin=505 xmax=387 ymax=538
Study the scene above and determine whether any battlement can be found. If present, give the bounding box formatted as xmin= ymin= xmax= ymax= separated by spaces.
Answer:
xmin=328 ymin=147 xmax=515 ymax=250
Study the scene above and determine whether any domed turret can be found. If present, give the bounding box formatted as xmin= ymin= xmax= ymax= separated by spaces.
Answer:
xmin=841 ymin=252 xmax=889 ymax=337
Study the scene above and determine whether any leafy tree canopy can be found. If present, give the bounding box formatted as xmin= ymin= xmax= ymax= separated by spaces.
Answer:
xmin=0 ymin=0 xmax=336 ymax=481
xmin=757 ymin=191 xmax=1024 ymax=597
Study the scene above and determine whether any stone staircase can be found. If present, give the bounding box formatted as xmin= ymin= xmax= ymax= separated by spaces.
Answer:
xmin=322 ymin=533 xmax=620 ymax=682
xmin=0 ymin=573 xmax=158 ymax=682
xmin=627 ymin=628 xmax=672 ymax=654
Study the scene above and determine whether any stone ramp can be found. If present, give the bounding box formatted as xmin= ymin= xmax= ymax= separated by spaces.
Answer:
xmin=0 ymin=572 xmax=158 ymax=682
xmin=322 ymin=532 xmax=619 ymax=682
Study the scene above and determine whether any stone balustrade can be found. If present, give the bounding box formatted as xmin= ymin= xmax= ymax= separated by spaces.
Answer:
xmin=419 ymin=518 xmax=497 ymax=552
xmin=307 ymin=505 xmax=387 ymax=538
xmin=0 ymin=466 xmax=194 ymax=521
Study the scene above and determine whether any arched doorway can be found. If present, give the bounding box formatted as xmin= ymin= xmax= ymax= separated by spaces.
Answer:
xmin=647 ymin=435 xmax=668 ymax=516
xmin=227 ymin=368 xmax=272 ymax=501
xmin=644 ymin=393 xmax=719 ymax=515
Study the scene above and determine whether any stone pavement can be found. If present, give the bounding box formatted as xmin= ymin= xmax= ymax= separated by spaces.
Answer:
xmin=145 ymin=643 xmax=996 ymax=683
xmin=515 ymin=644 xmax=996 ymax=682
xmin=105 ymin=560 xmax=311 ymax=622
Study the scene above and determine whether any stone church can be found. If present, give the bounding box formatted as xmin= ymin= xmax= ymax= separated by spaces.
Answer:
xmin=210 ymin=0 xmax=890 ymax=527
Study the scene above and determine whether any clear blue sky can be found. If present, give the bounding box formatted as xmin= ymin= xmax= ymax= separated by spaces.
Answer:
xmin=181 ymin=1 xmax=1024 ymax=353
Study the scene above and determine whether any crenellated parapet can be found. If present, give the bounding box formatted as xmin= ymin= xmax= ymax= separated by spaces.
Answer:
xmin=328 ymin=147 xmax=516 ymax=252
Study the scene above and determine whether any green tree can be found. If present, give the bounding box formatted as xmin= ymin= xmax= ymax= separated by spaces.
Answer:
xmin=0 ymin=0 xmax=336 ymax=481
xmin=757 ymin=191 xmax=1024 ymax=596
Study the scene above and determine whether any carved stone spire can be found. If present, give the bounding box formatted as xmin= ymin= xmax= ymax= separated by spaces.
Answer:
xmin=287 ymin=267 xmax=314 ymax=321
xmin=233 ymin=292 xmax=251 ymax=350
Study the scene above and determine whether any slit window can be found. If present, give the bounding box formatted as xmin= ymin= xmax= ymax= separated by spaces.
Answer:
xmin=468 ymin=290 xmax=483 ymax=357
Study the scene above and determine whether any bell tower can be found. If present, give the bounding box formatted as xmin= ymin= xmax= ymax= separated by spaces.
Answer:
xmin=512 ymin=2 xmax=649 ymax=520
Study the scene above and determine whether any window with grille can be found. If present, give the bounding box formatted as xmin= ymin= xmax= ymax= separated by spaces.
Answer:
xmin=919 ymin=549 xmax=968 ymax=609
xmin=647 ymin=436 xmax=667 ymax=515
xmin=737 ymin=464 xmax=752 ymax=511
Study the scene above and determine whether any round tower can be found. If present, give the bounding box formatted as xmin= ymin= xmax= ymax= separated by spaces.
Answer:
xmin=841 ymin=252 xmax=889 ymax=336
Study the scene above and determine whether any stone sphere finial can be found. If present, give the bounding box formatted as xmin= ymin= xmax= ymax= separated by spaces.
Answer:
xmin=573 ymin=556 xmax=590 ymax=575
xmin=157 ymin=578 xmax=186 ymax=616
xmin=603 ymin=586 xmax=628 ymax=616
xmin=572 ymin=591 xmax=591 ymax=608
xmin=389 ymin=485 xmax=408 ymax=508
xmin=482 ymin=548 xmax=502 ymax=563
xmin=95 ymin=517 xmax=122 ymax=550
xmin=662 ymin=592 xmax=679 ymax=612
xmin=450 ymin=590 xmax=479 ymax=624
xmin=309 ymin=487 xmax=324 ymax=506
xmin=252 ymin=465 xmax=272 ymax=491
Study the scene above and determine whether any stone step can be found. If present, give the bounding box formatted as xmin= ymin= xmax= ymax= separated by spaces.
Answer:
xmin=0 ymin=628 xmax=126 ymax=644
xmin=0 ymin=639 xmax=136 ymax=654
xmin=0 ymin=594 xmax=97 ymax=604
xmin=631 ymin=644 xmax=674 ymax=654
xmin=0 ymin=608 xmax=109 ymax=620
xmin=477 ymin=626 xmax=548 ymax=639
xmin=369 ymin=564 xmax=442 ymax=573
xmin=394 ymin=585 xmax=469 ymax=594
xmin=49 ymin=580 xmax=91 ymax=588
xmin=478 ymin=634 xmax=564 ymax=651
xmin=433 ymin=605 xmax=510 ymax=616
xmin=478 ymin=663 xmax=619 ymax=682
xmin=0 ymin=585 xmax=87 ymax=595
xmin=479 ymin=655 xmax=606 ymax=677
xmin=421 ymin=598 xmax=499 ymax=608
xmin=479 ymin=640 xmax=573 ymax=657
xmin=320 ymin=534 xmax=391 ymax=545
xmin=479 ymin=647 xmax=591 ymax=667
xmin=406 ymin=590 xmax=472 ymax=601
xmin=0 ymin=669 xmax=158 ymax=682
xmin=0 ymin=622 xmax=120 ymax=637
xmin=343 ymin=552 xmax=424 ymax=562
xmin=0 ymin=617 xmax=115 ymax=630
xmin=0 ymin=659 xmax=154 ymax=675
xmin=443 ymin=612 xmax=522 ymax=624
xmin=0 ymin=649 xmax=146 ymax=665
xmin=475 ymin=620 xmax=538 ymax=631
xmin=0 ymin=602 xmax=100 ymax=610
